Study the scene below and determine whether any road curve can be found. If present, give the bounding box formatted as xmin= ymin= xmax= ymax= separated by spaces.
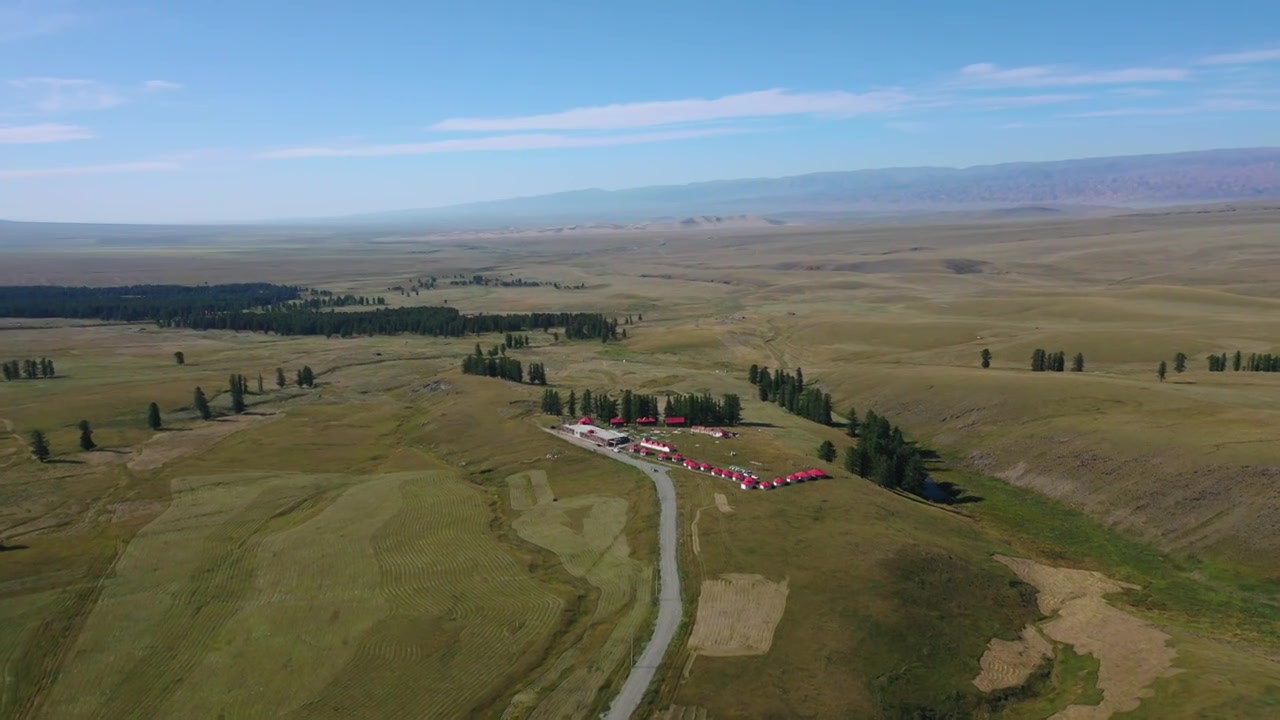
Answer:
xmin=553 ymin=433 xmax=682 ymax=720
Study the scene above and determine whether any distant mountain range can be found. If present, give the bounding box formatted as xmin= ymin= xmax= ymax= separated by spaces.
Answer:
xmin=323 ymin=147 xmax=1280 ymax=227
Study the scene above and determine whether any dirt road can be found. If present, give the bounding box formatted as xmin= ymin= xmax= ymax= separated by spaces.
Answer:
xmin=551 ymin=433 xmax=682 ymax=720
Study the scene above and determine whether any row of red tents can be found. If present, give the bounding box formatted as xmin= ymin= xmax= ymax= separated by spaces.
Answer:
xmin=619 ymin=444 xmax=827 ymax=490
xmin=580 ymin=416 xmax=688 ymax=427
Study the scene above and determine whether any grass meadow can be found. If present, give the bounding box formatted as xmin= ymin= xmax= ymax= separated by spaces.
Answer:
xmin=3 ymin=205 xmax=1280 ymax=718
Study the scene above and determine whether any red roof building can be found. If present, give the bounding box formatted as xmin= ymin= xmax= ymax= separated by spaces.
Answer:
xmin=579 ymin=417 xmax=594 ymax=425
xmin=699 ymin=462 xmax=712 ymax=471
xmin=636 ymin=416 xmax=658 ymax=425
xmin=664 ymin=416 xmax=687 ymax=426
xmin=610 ymin=417 xmax=625 ymax=426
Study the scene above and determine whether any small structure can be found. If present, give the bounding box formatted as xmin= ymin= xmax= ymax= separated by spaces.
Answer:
xmin=636 ymin=416 xmax=659 ymax=426
xmin=658 ymin=452 xmax=670 ymax=461
xmin=640 ymin=439 xmax=676 ymax=454
xmin=664 ymin=416 xmax=688 ymax=427
xmin=559 ymin=423 xmax=630 ymax=448
xmin=740 ymin=480 xmax=755 ymax=490
xmin=699 ymin=462 xmax=712 ymax=471
xmin=691 ymin=426 xmax=738 ymax=439
xmin=610 ymin=417 xmax=626 ymax=427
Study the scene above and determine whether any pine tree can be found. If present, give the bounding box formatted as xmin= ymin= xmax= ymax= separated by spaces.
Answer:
xmin=1030 ymin=349 xmax=1046 ymax=372
xmin=30 ymin=430 xmax=50 ymax=462
xmin=1157 ymin=361 xmax=1167 ymax=382
xmin=255 ymin=374 xmax=263 ymax=393
xmin=276 ymin=367 xmax=286 ymax=388
xmin=1174 ymin=353 xmax=1187 ymax=374
xmin=902 ymin=453 xmax=928 ymax=495
xmin=581 ymin=389 xmax=593 ymax=417
xmin=748 ymin=364 xmax=760 ymax=385
xmin=843 ymin=445 xmax=857 ymax=473
xmin=1233 ymin=350 xmax=1243 ymax=372
xmin=78 ymin=420 xmax=96 ymax=451
xmin=1072 ymin=352 xmax=1084 ymax=372
xmin=194 ymin=387 xmax=212 ymax=420
xmin=39 ymin=358 xmax=51 ymax=378
xmin=296 ymin=369 xmax=304 ymax=386
xmin=846 ymin=406 xmax=858 ymax=437
xmin=567 ymin=390 xmax=577 ymax=417
xmin=1054 ymin=351 xmax=1066 ymax=372
xmin=174 ymin=351 xmax=185 ymax=365
xmin=817 ymin=440 xmax=836 ymax=462
xmin=1 ymin=361 xmax=11 ymax=381
xmin=300 ymin=366 xmax=315 ymax=387
xmin=147 ymin=402 xmax=163 ymax=430
xmin=980 ymin=348 xmax=991 ymax=369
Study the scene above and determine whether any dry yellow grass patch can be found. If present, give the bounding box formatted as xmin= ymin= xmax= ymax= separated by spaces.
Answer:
xmin=995 ymin=555 xmax=1178 ymax=719
xmin=973 ymin=624 xmax=1053 ymax=692
xmin=713 ymin=493 xmax=733 ymax=514
xmin=127 ymin=413 xmax=283 ymax=471
xmin=687 ymin=574 xmax=789 ymax=657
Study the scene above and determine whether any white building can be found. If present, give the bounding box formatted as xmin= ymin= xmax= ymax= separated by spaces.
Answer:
xmin=560 ymin=423 xmax=630 ymax=448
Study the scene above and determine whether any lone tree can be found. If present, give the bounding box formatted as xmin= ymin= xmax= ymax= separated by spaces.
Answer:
xmin=257 ymin=373 xmax=264 ymax=394
xmin=77 ymin=420 xmax=96 ymax=451
xmin=230 ymin=377 xmax=247 ymax=414
xmin=300 ymin=366 xmax=315 ymax=388
xmin=1071 ymin=352 xmax=1085 ymax=372
xmin=147 ymin=402 xmax=163 ymax=430
xmin=980 ymin=348 xmax=992 ymax=369
xmin=566 ymin=390 xmax=577 ymax=417
xmin=817 ymin=439 xmax=837 ymax=462
xmin=1174 ymin=352 xmax=1188 ymax=374
xmin=173 ymin=351 xmax=185 ymax=365
xmin=30 ymin=430 xmax=50 ymax=463
xmin=193 ymin=387 xmax=212 ymax=420
xmin=1157 ymin=361 xmax=1168 ymax=383
xmin=275 ymin=367 xmax=286 ymax=389
xmin=846 ymin=406 xmax=858 ymax=437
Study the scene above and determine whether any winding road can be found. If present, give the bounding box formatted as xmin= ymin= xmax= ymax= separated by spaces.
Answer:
xmin=553 ymin=433 xmax=682 ymax=720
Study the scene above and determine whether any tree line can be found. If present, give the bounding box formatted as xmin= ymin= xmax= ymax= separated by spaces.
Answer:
xmin=748 ymin=364 xmax=833 ymax=425
xmin=1206 ymin=350 xmax=1280 ymax=373
xmin=165 ymin=305 xmax=622 ymax=342
xmin=0 ymin=283 xmax=302 ymax=323
xmin=1029 ymin=349 xmax=1085 ymax=372
xmin=540 ymin=388 xmax=741 ymax=426
xmin=2 ymin=358 xmax=56 ymax=380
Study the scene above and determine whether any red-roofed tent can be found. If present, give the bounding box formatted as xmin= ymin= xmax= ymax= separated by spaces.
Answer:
xmin=664 ymin=416 xmax=687 ymax=426
xmin=579 ymin=417 xmax=594 ymax=425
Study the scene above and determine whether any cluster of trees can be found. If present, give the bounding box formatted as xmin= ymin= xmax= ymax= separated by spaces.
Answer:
xmin=2 ymin=358 xmax=56 ymax=380
xmin=842 ymin=410 xmax=929 ymax=495
xmin=505 ymin=333 xmax=532 ymax=349
xmin=0 ymin=284 xmax=302 ymax=323
xmin=540 ymin=388 xmax=564 ymax=415
xmin=662 ymin=393 xmax=742 ymax=426
xmin=1030 ymin=349 xmax=1085 ymax=372
xmin=448 ymin=274 xmax=547 ymax=288
xmin=461 ymin=351 xmax=538 ymax=384
xmin=748 ymin=364 xmax=833 ymax=425
xmin=563 ymin=389 xmax=660 ymax=421
xmin=1205 ymin=350 xmax=1280 ymax=373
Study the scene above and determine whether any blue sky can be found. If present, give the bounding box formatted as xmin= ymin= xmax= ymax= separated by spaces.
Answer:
xmin=2 ymin=0 xmax=1279 ymax=223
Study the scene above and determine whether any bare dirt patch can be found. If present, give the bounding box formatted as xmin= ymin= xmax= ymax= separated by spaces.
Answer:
xmin=713 ymin=493 xmax=733 ymax=514
xmin=993 ymin=555 xmax=1178 ymax=719
xmin=687 ymin=573 xmax=789 ymax=657
xmin=973 ymin=624 xmax=1053 ymax=692
xmin=127 ymin=413 xmax=283 ymax=471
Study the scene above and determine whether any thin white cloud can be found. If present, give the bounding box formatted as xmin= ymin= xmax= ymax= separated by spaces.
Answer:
xmin=261 ymin=127 xmax=751 ymax=159
xmin=1199 ymin=48 xmax=1280 ymax=66
xmin=1068 ymin=98 xmax=1279 ymax=118
xmin=972 ymin=93 xmax=1088 ymax=109
xmin=8 ymin=77 xmax=125 ymax=112
xmin=429 ymin=88 xmax=910 ymax=131
xmin=0 ymin=2 xmax=78 ymax=42
xmin=0 ymin=161 xmax=178 ymax=180
xmin=999 ymin=122 xmax=1026 ymax=129
xmin=957 ymin=63 xmax=1189 ymax=87
xmin=1109 ymin=87 xmax=1165 ymax=97
xmin=0 ymin=122 xmax=93 ymax=143
xmin=142 ymin=80 xmax=183 ymax=92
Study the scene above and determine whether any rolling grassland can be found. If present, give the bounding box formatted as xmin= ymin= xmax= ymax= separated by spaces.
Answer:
xmin=2 ymin=205 xmax=1280 ymax=718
